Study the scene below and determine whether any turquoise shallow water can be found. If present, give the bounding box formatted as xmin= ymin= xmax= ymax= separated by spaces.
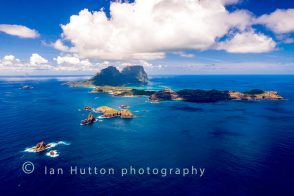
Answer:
xmin=0 ymin=75 xmax=293 ymax=195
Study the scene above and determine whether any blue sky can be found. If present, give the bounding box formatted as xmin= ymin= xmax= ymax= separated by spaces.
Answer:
xmin=0 ymin=0 xmax=293 ymax=75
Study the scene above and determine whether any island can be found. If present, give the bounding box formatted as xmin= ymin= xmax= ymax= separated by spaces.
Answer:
xmin=33 ymin=141 xmax=51 ymax=152
xmin=149 ymin=88 xmax=283 ymax=102
xmin=83 ymin=106 xmax=94 ymax=111
xmin=96 ymin=106 xmax=133 ymax=119
xmin=68 ymin=65 xmax=284 ymax=103
xmin=69 ymin=65 xmax=148 ymax=87
xmin=81 ymin=113 xmax=96 ymax=125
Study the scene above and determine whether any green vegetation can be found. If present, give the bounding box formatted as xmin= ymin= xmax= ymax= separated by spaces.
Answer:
xmin=244 ymin=89 xmax=265 ymax=95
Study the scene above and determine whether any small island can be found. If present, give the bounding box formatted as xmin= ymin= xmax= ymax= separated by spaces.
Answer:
xmin=68 ymin=66 xmax=284 ymax=103
xmin=81 ymin=113 xmax=96 ymax=125
xmin=96 ymin=106 xmax=133 ymax=119
xmin=33 ymin=141 xmax=51 ymax=152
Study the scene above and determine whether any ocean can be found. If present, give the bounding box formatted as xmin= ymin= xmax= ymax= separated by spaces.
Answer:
xmin=0 ymin=75 xmax=293 ymax=195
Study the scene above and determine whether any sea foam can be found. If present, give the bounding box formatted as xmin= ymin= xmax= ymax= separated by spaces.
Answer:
xmin=24 ymin=141 xmax=70 ymax=153
xmin=46 ymin=150 xmax=59 ymax=158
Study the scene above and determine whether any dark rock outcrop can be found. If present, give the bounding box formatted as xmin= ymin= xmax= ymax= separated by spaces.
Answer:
xmin=34 ymin=141 xmax=50 ymax=152
xmin=89 ymin=65 xmax=148 ymax=86
xmin=81 ymin=113 xmax=96 ymax=125
xmin=121 ymin=65 xmax=148 ymax=84
xmin=83 ymin=106 xmax=93 ymax=111
xmin=90 ymin=66 xmax=122 ymax=86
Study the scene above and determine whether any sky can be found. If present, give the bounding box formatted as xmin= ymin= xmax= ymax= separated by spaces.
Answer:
xmin=0 ymin=0 xmax=293 ymax=75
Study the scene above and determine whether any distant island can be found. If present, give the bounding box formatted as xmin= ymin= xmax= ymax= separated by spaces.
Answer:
xmin=75 ymin=65 xmax=148 ymax=86
xmin=68 ymin=65 xmax=284 ymax=102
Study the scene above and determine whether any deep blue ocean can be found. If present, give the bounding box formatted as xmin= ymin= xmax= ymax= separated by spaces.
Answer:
xmin=0 ymin=75 xmax=294 ymax=196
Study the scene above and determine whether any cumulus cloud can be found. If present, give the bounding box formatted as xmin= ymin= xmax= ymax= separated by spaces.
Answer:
xmin=53 ymin=39 xmax=71 ymax=52
xmin=0 ymin=54 xmax=55 ymax=74
xmin=0 ymin=24 xmax=39 ymax=38
xmin=256 ymin=9 xmax=294 ymax=34
xmin=1 ymin=55 xmax=20 ymax=66
xmin=116 ymin=59 xmax=162 ymax=71
xmin=217 ymin=30 xmax=276 ymax=53
xmin=30 ymin=53 xmax=48 ymax=66
xmin=54 ymin=0 xmax=256 ymax=60
xmin=53 ymin=55 xmax=100 ymax=71
xmin=0 ymin=53 xmax=101 ymax=73
xmin=55 ymin=55 xmax=81 ymax=65
xmin=0 ymin=54 xmax=96 ymax=73
xmin=3 ymin=55 xmax=16 ymax=61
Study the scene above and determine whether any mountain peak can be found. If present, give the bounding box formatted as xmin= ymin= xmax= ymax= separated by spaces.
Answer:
xmin=90 ymin=65 xmax=148 ymax=86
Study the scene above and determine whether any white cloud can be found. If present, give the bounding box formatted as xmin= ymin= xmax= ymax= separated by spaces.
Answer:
xmin=53 ymin=39 xmax=71 ymax=52
xmin=53 ymin=55 xmax=100 ymax=71
xmin=276 ymin=34 xmax=294 ymax=44
xmin=0 ymin=54 xmax=100 ymax=73
xmin=172 ymin=51 xmax=195 ymax=58
xmin=0 ymin=53 xmax=52 ymax=73
xmin=0 ymin=24 xmax=39 ymax=38
xmin=217 ymin=30 xmax=276 ymax=53
xmin=113 ymin=60 xmax=162 ymax=73
xmin=256 ymin=9 xmax=294 ymax=34
xmin=3 ymin=55 xmax=16 ymax=61
xmin=30 ymin=53 xmax=48 ymax=66
xmin=54 ymin=0 xmax=255 ymax=60
xmin=55 ymin=55 xmax=81 ymax=65
xmin=1 ymin=55 xmax=20 ymax=66
xmin=0 ymin=54 xmax=83 ymax=73
xmin=0 ymin=55 xmax=28 ymax=72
